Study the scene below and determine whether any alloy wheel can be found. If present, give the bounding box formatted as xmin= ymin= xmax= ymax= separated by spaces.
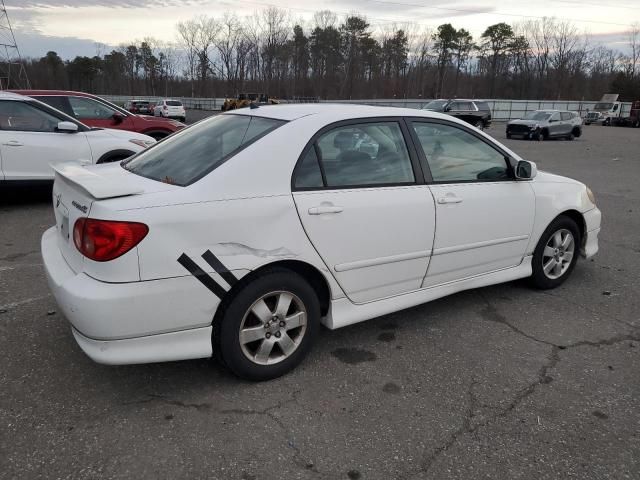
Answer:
xmin=542 ymin=228 xmax=575 ymax=280
xmin=238 ymin=291 xmax=307 ymax=365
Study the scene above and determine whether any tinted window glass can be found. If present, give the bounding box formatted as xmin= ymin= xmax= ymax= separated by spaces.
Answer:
xmin=560 ymin=112 xmax=572 ymax=121
xmin=36 ymin=96 xmax=72 ymax=116
xmin=412 ymin=122 xmax=509 ymax=182
xmin=124 ymin=114 xmax=285 ymax=186
xmin=315 ymin=122 xmax=414 ymax=187
xmin=294 ymin=147 xmax=324 ymax=188
xmin=0 ymin=100 xmax=61 ymax=132
xmin=166 ymin=101 xmax=182 ymax=106
xmin=450 ymin=102 xmax=472 ymax=111
xmin=69 ymin=96 xmax=115 ymax=120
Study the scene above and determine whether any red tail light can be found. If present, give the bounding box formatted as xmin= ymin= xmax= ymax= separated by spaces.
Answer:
xmin=73 ymin=218 xmax=148 ymax=262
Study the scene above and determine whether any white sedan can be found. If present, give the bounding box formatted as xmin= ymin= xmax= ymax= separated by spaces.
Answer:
xmin=0 ymin=92 xmax=155 ymax=184
xmin=41 ymin=104 xmax=601 ymax=380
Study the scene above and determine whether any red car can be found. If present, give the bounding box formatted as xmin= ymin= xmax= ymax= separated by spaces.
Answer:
xmin=10 ymin=90 xmax=185 ymax=140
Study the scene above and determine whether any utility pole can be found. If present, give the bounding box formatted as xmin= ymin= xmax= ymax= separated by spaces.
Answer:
xmin=0 ymin=0 xmax=29 ymax=89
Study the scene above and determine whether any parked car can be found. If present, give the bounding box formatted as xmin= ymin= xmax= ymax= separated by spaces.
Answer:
xmin=9 ymin=90 xmax=185 ymax=140
xmin=506 ymin=110 xmax=582 ymax=141
xmin=42 ymin=104 xmax=601 ymax=380
xmin=0 ymin=92 xmax=155 ymax=184
xmin=422 ymin=99 xmax=492 ymax=129
xmin=153 ymin=99 xmax=186 ymax=122
xmin=124 ymin=100 xmax=153 ymax=115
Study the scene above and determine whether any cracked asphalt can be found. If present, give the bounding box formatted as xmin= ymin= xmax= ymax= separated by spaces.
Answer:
xmin=1 ymin=123 xmax=639 ymax=480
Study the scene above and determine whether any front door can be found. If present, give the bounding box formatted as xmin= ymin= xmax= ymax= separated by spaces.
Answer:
xmin=292 ymin=120 xmax=436 ymax=303
xmin=0 ymin=100 xmax=92 ymax=181
xmin=409 ymin=120 xmax=535 ymax=287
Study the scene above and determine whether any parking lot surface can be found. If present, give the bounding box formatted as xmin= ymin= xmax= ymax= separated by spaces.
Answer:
xmin=1 ymin=123 xmax=639 ymax=480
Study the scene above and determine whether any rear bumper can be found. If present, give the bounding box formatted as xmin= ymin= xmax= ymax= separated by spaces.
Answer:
xmin=41 ymin=226 xmax=219 ymax=362
xmin=72 ymin=326 xmax=212 ymax=365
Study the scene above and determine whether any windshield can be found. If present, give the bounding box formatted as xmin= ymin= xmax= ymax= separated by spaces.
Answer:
xmin=593 ymin=103 xmax=613 ymax=110
xmin=423 ymin=100 xmax=448 ymax=110
xmin=123 ymin=114 xmax=285 ymax=186
xmin=522 ymin=111 xmax=551 ymax=121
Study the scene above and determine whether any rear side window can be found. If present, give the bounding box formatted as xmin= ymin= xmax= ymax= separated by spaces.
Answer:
xmin=293 ymin=121 xmax=415 ymax=189
xmin=124 ymin=114 xmax=285 ymax=186
xmin=475 ymin=101 xmax=490 ymax=111
xmin=560 ymin=112 xmax=572 ymax=121
xmin=35 ymin=96 xmax=73 ymax=116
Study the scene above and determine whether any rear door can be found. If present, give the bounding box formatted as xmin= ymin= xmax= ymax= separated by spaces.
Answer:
xmin=548 ymin=112 xmax=563 ymax=136
xmin=0 ymin=100 xmax=92 ymax=181
xmin=292 ymin=119 xmax=436 ymax=304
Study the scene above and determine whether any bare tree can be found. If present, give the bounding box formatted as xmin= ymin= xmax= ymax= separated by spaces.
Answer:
xmin=176 ymin=15 xmax=218 ymax=96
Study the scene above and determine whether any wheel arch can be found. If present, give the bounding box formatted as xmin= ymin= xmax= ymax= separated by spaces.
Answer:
xmin=213 ymin=259 xmax=333 ymax=328
xmin=557 ymin=209 xmax=586 ymax=246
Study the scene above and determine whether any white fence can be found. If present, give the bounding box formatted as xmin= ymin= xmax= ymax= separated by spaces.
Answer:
xmin=99 ymin=94 xmax=633 ymax=120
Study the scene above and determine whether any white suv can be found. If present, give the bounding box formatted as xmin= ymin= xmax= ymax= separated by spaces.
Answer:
xmin=0 ymin=92 xmax=155 ymax=184
xmin=153 ymin=99 xmax=186 ymax=122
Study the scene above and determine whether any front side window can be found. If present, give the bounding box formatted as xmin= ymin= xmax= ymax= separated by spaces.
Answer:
xmin=68 ymin=96 xmax=115 ymax=120
xmin=124 ymin=114 xmax=285 ymax=186
xmin=412 ymin=122 xmax=510 ymax=183
xmin=0 ymin=101 xmax=61 ymax=132
xmin=312 ymin=122 xmax=415 ymax=188
xmin=550 ymin=113 xmax=561 ymax=122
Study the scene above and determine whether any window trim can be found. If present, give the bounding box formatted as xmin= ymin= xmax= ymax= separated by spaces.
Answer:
xmin=291 ymin=117 xmax=426 ymax=192
xmin=406 ymin=117 xmax=517 ymax=185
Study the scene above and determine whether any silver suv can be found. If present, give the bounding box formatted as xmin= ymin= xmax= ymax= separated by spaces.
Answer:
xmin=506 ymin=110 xmax=583 ymax=141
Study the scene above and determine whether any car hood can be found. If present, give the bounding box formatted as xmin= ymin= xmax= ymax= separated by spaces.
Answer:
xmin=138 ymin=114 xmax=185 ymax=128
xmin=88 ymin=128 xmax=156 ymax=143
xmin=508 ymin=119 xmax=544 ymax=126
xmin=534 ymin=170 xmax=582 ymax=186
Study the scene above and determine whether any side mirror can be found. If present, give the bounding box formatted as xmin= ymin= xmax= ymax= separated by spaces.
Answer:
xmin=56 ymin=121 xmax=78 ymax=133
xmin=112 ymin=113 xmax=125 ymax=124
xmin=515 ymin=160 xmax=537 ymax=180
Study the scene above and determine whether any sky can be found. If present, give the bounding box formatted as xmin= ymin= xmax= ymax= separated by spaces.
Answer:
xmin=5 ymin=0 xmax=640 ymax=59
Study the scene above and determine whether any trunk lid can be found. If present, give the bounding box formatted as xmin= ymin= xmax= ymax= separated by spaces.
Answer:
xmin=51 ymin=162 xmax=175 ymax=276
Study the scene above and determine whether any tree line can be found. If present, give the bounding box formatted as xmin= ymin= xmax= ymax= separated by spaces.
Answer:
xmin=17 ymin=9 xmax=640 ymax=101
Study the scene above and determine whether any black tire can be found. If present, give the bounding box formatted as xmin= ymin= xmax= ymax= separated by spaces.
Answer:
xmin=566 ymin=132 xmax=575 ymax=141
xmin=474 ymin=120 xmax=483 ymax=129
xmin=573 ymin=127 xmax=582 ymax=138
xmin=530 ymin=215 xmax=581 ymax=290
xmin=541 ymin=129 xmax=549 ymax=141
xmin=531 ymin=129 xmax=542 ymax=141
xmin=180 ymin=117 xmax=186 ymax=123
xmin=213 ymin=268 xmax=320 ymax=381
xmin=506 ymin=132 xmax=512 ymax=139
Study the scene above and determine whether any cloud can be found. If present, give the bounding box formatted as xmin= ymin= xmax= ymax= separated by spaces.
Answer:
xmin=9 ymin=1 xmax=201 ymax=7
xmin=14 ymin=30 xmax=114 ymax=59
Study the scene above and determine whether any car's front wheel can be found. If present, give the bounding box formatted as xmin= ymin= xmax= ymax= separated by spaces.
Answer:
xmin=214 ymin=268 xmax=320 ymax=380
xmin=530 ymin=216 xmax=580 ymax=289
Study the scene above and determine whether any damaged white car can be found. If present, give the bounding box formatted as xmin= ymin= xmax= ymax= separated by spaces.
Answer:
xmin=42 ymin=104 xmax=601 ymax=380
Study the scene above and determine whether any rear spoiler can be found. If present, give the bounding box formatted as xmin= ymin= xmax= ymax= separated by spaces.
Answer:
xmin=52 ymin=162 xmax=144 ymax=199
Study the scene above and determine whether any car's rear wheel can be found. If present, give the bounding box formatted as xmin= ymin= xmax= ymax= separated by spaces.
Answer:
xmin=213 ymin=268 xmax=320 ymax=381
xmin=566 ymin=132 xmax=575 ymax=141
xmin=530 ymin=216 xmax=580 ymax=289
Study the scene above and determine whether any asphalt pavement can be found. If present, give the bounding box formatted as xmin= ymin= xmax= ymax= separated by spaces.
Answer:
xmin=1 ymin=123 xmax=639 ymax=479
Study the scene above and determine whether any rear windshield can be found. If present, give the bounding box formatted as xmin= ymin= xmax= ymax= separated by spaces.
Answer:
xmin=166 ymin=100 xmax=182 ymax=106
xmin=123 ymin=114 xmax=285 ymax=186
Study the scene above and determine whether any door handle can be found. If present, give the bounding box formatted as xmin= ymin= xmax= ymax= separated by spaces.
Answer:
xmin=437 ymin=195 xmax=463 ymax=204
xmin=308 ymin=205 xmax=344 ymax=215
xmin=2 ymin=140 xmax=23 ymax=147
